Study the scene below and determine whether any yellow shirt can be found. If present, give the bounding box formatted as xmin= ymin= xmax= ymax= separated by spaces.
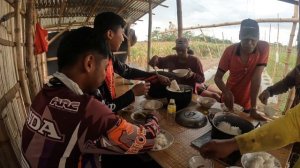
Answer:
xmin=235 ymin=104 xmax=300 ymax=167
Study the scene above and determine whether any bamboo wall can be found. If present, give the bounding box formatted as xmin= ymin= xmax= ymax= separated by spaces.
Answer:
xmin=0 ymin=0 xmax=29 ymax=167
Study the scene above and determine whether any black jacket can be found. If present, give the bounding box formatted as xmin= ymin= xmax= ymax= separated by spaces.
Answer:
xmin=98 ymin=55 xmax=156 ymax=112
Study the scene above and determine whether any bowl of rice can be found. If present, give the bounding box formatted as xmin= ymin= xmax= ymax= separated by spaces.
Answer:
xmin=210 ymin=112 xmax=254 ymax=139
xmin=152 ymin=129 xmax=174 ymax=151
xmin=241 ymin=152 xmax=281 ymax=168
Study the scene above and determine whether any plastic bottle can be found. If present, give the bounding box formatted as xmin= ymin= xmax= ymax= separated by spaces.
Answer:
xmin=167 ymin=99 xmax=176 ymax=124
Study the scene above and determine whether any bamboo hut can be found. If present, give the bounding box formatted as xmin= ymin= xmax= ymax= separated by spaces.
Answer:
xmin=0 ymin=0 xmax=300 ymax=167
xmin=0 ymin=0 xmax=166 ymax=167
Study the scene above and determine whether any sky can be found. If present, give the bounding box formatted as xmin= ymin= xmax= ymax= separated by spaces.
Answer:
xmin=132 ymin=0 xmax=298 ymax=45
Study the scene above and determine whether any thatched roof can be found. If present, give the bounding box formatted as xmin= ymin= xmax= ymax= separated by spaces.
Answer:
xmin=34 ymin=0 xmax=166 ymax=30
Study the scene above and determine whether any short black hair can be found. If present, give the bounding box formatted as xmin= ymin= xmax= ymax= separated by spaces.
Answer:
xmin=57 ymin=27 xmax=110 ymax=71
xmin=94 ymin=12 xmax=126 ymax=37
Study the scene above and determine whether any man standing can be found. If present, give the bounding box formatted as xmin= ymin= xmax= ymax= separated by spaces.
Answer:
xmin=214 ymin=19 xmax=269 ymax=121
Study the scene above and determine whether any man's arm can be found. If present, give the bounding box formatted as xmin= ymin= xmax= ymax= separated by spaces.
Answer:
xmin=215 ymin=69 xmax=234 ymax=110
xmin=80 ymin=98 xmax=160 ymax=154
xmin=250 ymin=66 xmax=265 ymax=109
xmin=200 ymin=103 xmax=300 ymax=159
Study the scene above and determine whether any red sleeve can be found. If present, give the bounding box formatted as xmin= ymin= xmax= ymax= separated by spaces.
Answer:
xmin=189 ymin=57 xmax=205 ymax=83
xmin=218 ymin=46 xmax=232 ymax=72
xmin=80 ymin=98 xmax=160 ymax=154
xmin=257 ymin=41 xmax=269 ymax=66
xmin=156 ymin=55 xmax=176 ymax=70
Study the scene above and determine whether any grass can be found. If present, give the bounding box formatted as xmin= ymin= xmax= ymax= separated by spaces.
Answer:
xmin=129 ymin=41 xmax=298 ymax=111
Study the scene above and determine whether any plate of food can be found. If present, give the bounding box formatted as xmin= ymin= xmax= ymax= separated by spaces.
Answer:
xmin=152 ymin=129 xmax=174 ymax=151
xmin=172 ymin=69 xmax=190 ymax=77
xmin=197 ymin=96 xmax=217 ymax=108
xmin=241 ymin=152 xmax=281 ymax=168
xmin=141 ymin=100 xmax=163 ymax=110
xmin=221 ymin=103 xmax=244 ymax=113
xmin=188 ymin=155 xmax=213 ymax=168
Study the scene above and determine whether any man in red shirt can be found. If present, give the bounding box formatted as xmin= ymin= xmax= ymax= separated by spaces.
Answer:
xmin=149 ymin=37 xmax=221 ymax=100
xmin=214 ymin=19 xmax=269 ymax=121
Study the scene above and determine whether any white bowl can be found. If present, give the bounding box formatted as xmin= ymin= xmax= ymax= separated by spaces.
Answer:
xmin=241 ymin=152 xmax=281 ymax=168
xmin=141 ymin=100 xmax=163 ymax=110
xmin=151 ymin=129 xmax=174 ymax=151
xmin=198 ymin=96 xmax=217 ymax=108
xmin=188 ymin=155 xmax=213 ymax=168
xmin=172 ymin=69 xmax=190 ymax=77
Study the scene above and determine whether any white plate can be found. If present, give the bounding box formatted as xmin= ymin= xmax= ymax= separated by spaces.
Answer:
xmin=188 ymin=155 xmax=213 ymax=168
xmin=172 ymin=69 xmax=189 ymax=77
xmin=221 ymin=103 xmax=244 ymax=112
xmin=151 ymin=129 xmax=174 ymax=151
xmin=141 ymin=100 xmax=163 ymax=110
xmin=241 ymin=152 xmax=281 ymax=168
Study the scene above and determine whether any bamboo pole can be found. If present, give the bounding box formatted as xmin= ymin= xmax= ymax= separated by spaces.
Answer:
xmin=41 ymin=53 xmax=48 ymax=83
xmin=283 ymin=5 xmax=298 ymax=113
xmin=14 ymin=0 xmax=31 ymax=109
xmin=271 ymin=18 xmax=280 ymax=81
xmin=160 ymin=18 xmax=298 ymax=34
xmin=127 ymin=24 xmax=132 ymax=64
xmin=146 ymin=0 xmax=152 ymax=72
xmin=48 ymin=21 xmax=75 ymax=45
xmin=200 ymin=28 xmax=213 ymax=58
xmin=25 ymin=0 xmax=39 ymax=99
xmin=176 ymin=0 xmax=183 ymax=38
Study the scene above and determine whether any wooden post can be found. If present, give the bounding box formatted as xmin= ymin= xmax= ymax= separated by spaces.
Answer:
xmin=14 ymin=0 xmax=31 ymax=108
xmin=283 ymin=5 xmax=298 ymax=113
xmin=25 ymin=0 xmax=39 ymax=99
xmin=126 ymin=24 xmax=131 ymax=64
xmin=146 ymin=0 xmax=152 ymax=72
xmin=176 ymin=0 xmax=183 ymax=38
xmin=272 ymin=18 xmax=280 ymax=80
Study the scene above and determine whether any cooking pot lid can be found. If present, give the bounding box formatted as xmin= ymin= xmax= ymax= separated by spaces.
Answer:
xmin=176 ymin=110 xmax=207 ymax=128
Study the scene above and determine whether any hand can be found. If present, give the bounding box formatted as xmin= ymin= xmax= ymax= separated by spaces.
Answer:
xmin=199 ymin=139 xmax=239 ymax=159
xmin=132 ymin=82 xmax=150 ymax=96
xmin=259 ymin=90 xmax=270 ymax=105
xmin=157 ymin=74 xmax=171 ymax=86
xmin=149 ymin=55 xmax=159 ymax=67
xmin=184 ymin=68 xmax=194 ymax=79
xmin=249 ymin=108 xmax=268 ymax=121
xmin=223 ymin=90 xmax=234 ymax=111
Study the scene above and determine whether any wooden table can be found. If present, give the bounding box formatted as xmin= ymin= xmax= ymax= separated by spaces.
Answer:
xmin=119 ymin=95 xmax=292 ymax=168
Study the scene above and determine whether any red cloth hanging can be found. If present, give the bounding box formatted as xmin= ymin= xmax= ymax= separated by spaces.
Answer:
xmin=105 ymin=59 xmax=116 ymax=99
xmin=34 ymin=23 xmax=48 ymax=55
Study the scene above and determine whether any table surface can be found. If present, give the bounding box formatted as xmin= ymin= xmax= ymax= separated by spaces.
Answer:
xmin=119 ymin=95 xmax=292 ymax=168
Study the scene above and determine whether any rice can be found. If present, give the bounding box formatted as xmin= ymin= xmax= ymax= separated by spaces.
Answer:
xmin=245 ymin=153 xmax=276 ymax=168
xmin=217 ymin=121 xmax=242 ymax=135
xmin=153 ymin=133 xmax=168 ymax=150
xmin=169 ymin=80 xmax=180 ymax=91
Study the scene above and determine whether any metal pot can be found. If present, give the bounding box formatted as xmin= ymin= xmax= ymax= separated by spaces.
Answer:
xmin=208 ymin=112 xmax=254 ymax=139
xmin=166 ymin=84 xmax=193 ymax=110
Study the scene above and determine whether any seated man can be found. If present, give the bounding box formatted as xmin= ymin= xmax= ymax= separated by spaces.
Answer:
xmin=94 ymin=12 xmax=170 ymax=112
xmin=148 ymin=37 xmax=221 ymax=101
xmin=21 ymin=27 xmax=160 ymax=168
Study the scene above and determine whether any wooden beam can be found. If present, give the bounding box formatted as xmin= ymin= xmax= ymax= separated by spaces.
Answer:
xmin=278 ymin=0 xmax=299 ymax=5
xmin=48 ymin=21 xmax=76 ymax=44
xmin=160 ymin=18 xmax=299 ymax=34
xmin=0 ymin=38 xmax=15 ymax=46
xmin=133 ymin=0 xmax=168 ymax=8
xmin=44 ymin=21 xmax=93 ymax=29
xmin=147 ymin=0 xmax=152 ymax=71
xmin=47 ymin=57 xmax=58 ymax=62
xmin=0 ymin=83 xmax=20 ymax=121
xmin=57 ymin=0 xmax=68 ymax=30
xmin=176 ymin=0 xmax=183 ymax=38
xmin=83 ymin=0 xmax=102 ymax=26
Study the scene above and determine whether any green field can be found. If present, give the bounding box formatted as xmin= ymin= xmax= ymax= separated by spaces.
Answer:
xmin=130 ymin=41 xmax=298 ymax=111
